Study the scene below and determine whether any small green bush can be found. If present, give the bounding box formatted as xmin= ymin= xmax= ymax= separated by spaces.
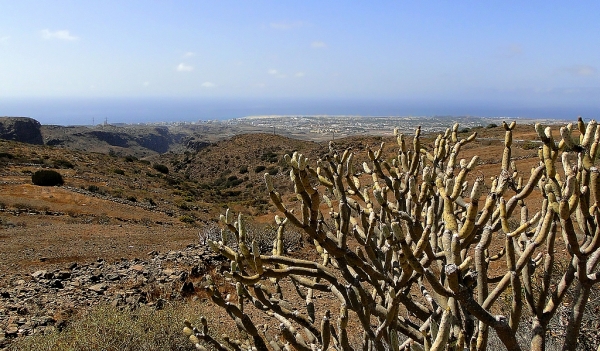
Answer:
xmin=521 ymin=141 xmax=538 ymax=150
xmin=486 ymin=123 xmax=498 ymax=129
xmin=114 ymin=169 xmax=125 ymax=175
xmin=260 ymin=151 xmax=279 ymax=163
xmin=88 ymin=185 xmax=100 ymax=193
xmin=177 ymin=202 xmax=191 ymax=211
xmin=179 ymin=215 xmax=195 ymax=224
xmin=153 ymin=163 xmax=169 ymax=174
xmin=239 ymin=165 xmax=248 ymax=174
xmin=53 ymin=159 xmax=74 ymax=169
xmin=32 ymin=170 xmax=64 ymax=186
xmin=254 ymin=165 xmax=266 ymax=173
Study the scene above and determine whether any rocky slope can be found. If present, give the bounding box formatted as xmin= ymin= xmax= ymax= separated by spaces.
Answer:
xmin=0 ymin=244 xmax=224 ymax=348
xmin=41 ymin=124 xmax=192 ymax=157
xmin=0 ymin=118 xmax=43 ymax=145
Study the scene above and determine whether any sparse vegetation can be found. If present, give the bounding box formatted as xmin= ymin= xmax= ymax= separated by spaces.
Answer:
xmin=31 ymin=170 xmax=64 ymax=186
xmin=179 ymin=215 xmax=195 ymax=224
xmin=153 ymin=163 xmax=169 ymax=174
xmin=0 ymin=152 xmax=14 ymax=159
xmin=521 ymin=140 xmax=538 ymax=150
xmin=191 ymin=122 xmax=600 ymax=351
xmin=4 ymin=117 xmax=599 ymax=350
xmin=260 ymin=150 xmax=279 ymax=163
xmin=266 ymin=166 xmax=279 ymax=175
xmin=8 ymin=303 xmax=198 ymax=351
xmin=52 ymin=159 xmax=74 ymax=169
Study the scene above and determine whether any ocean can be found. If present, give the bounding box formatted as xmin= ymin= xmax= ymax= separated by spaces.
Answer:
xmin=0 ymin=97 xmax=597 ymax=126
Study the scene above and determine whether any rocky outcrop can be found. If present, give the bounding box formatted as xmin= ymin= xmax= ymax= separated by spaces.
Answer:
xmin=40 ymin=125 xmax=184 ymax=155
xmin=0 ymin=244 xmax=224 ymax=348
xmin=133 ymin=128 xmax=172 ymax=153
xmin=88 ymin=131 xmax=131 ymax=148
xmin=185 ymin=138 xmax=212 ymax=151
xmin=0 ymin=117 xmax=43 ymax=145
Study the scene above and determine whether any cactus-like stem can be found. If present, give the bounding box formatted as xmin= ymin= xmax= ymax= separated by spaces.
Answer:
xmin=188 ymin=122 xmax=600 ymax=351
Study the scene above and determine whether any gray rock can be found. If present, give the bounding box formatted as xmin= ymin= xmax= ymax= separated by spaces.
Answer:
xmin=55 ymin=271 xmax=71 ymax=280
xmin=88 ymin=283 xmax=108 ymax=294
xmin=4 ymin=326 xmax=18 ymax=337
xmin=31 ymin=270 xmax=47 ymax=279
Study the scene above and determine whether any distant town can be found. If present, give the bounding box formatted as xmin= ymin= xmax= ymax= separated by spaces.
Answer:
xmin=126 ymin=115 xmax=567 ymax=141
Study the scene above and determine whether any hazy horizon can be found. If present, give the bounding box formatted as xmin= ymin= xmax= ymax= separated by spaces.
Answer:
xmin=0 ymin=97 xmax=591 ymax=126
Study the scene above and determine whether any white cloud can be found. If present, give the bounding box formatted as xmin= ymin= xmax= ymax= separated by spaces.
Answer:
xmin=562 ymin=65 xmax=597 ymax=77
xmin=295 ymin=72 xmax=305 ymax=77
xmin=41 ymin=29 xmax=78 ymax=41
xmin=268 ymin=69 xmax=286 ymax=78
xmin=183 ymin=52 xmax=195 ymax=58
xmin=201 ymin=82 xmax=215 ymax=88
xmin=177 ymin=63 xmax=194 ymax=72
xmin=270 ymin=21 xmax=304 ymax=30
xmin=0 ymin=35 xmax=9 ymax=43
xmin=311 ymin=41 xmax=326 ymax=48
xmin=143 ymin=81 xmax=150 ymax=87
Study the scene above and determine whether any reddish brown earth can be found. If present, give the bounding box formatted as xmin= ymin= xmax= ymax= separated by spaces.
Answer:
xmin=0 ymin=123 xmax=547 ymax=277
xmin=5 ymin=121 xmax=595 ymax=349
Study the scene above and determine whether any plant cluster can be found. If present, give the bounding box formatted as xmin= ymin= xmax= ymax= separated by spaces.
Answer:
xmin=186 ymin=120 xmax=600 ymax=351
xmin=31 ymin=170 xmax=64 ymax=186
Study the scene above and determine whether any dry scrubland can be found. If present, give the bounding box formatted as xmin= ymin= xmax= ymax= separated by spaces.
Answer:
xmin=0 ymin=121 xmax=598 ymax=350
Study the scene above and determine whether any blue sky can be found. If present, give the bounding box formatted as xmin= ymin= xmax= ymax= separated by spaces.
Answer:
xmin=1 ymin=1 xmax=599 ymax=114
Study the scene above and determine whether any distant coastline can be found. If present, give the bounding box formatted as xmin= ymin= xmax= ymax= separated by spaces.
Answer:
xmin=0 ymin=97 xmax=594 ymax=126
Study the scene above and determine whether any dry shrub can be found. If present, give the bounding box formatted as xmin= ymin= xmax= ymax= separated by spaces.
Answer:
xmin=8 ymin=302 xmax=207 ymax=351
xmin=199 ymin=221 xmax=304 ymax=254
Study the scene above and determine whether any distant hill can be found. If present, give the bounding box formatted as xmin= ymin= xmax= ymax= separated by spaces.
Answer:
xmin=41 ymin=124 xmax=196 ymax=157
xmin=0 ymin=117 xmax=44 ymax=145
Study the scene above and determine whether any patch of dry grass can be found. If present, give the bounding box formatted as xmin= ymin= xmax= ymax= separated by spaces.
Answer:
xmin=7 ymin=300 xmax=222 ymax=351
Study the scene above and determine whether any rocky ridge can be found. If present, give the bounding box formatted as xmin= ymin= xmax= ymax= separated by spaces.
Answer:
xmin=0 ymin=244 xmax=224 ymax=349
xmin=0 ymin=118 xmax=43 ymax=145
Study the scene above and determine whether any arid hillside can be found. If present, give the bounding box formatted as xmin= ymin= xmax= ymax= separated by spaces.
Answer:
xmin=0 ymin=123 xmax=543 ymax=274
xmin=0 ymin=121 xmax=557 ymax=349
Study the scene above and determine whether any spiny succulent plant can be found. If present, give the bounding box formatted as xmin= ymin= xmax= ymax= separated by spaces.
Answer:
xmin=187 ymin=119 xmax=600 ymax=351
